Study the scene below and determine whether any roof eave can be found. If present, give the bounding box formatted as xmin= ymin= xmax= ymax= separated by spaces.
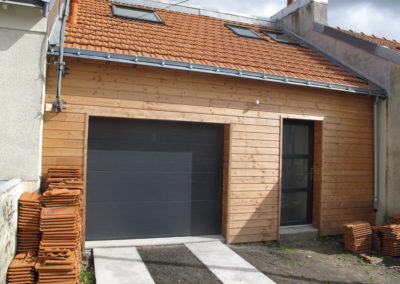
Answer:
xmin=48 ymin=47 xmax=386 ymax=98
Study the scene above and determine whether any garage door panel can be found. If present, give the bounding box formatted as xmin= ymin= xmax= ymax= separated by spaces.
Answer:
xmin=191 ymin=173 xmax=222 ymax=201
xmin=191 ymin=200 xmax=222 ymax=235
xmin=87 ymin=150 xmax=193 ymax=172
xmin=86 ymin=202 xmax=192 ymax=241
xmin=87 ymin=171 xmax=192 ymax=203
xmin=87 ymin=117 xmax=223 ymax=240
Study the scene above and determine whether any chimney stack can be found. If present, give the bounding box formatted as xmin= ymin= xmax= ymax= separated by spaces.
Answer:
xmin=68 ymin=0 xmax=78 ymax=25
xmin=287 ymin=0 xmax=296 ymax=5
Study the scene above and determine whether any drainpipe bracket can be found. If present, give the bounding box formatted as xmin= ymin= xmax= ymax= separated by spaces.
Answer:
xmin=53 ymin=99 xmax=65 ymax=113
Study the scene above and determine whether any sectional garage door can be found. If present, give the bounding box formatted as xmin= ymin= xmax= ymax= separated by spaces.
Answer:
xmin=86 ymin=117 xmax=224 ymax=241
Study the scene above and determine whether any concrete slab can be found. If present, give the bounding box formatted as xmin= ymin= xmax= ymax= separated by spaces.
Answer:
xmin=86 ymin=235 xmax=224 ymax=249
xmin=185 ymin=241 xmax=275 ymax=284
xmin=280 ymin=224 xmax=319 ymax=241
xmin=94 ymin=247 xmax=155 ymax=284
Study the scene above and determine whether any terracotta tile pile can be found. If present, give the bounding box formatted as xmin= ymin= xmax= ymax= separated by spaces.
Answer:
xmin=35 ymin=167 xmax=83 ymax=284
xmin=343 ymin=221 xmax=372 ymax=253
xmin=17 ymin=192 xmax=42 ymax=254
xmin=6 ymin=252 xmax=37 ymax=284
xmin=389 ymin=214 xmax=400 ymax=224
xmin=379 ymin=225 xmax=400 ymax=257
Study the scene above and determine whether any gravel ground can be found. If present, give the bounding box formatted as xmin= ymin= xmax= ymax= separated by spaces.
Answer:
xmin=137 ymin=245 xmax=222 ymax=284
xmin=231 ymin=237 xmax=400 ymax=284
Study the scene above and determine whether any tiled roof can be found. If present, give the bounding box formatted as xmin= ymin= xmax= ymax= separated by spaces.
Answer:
xmin=64 ymin=0 xmax=371 ymax=89
xmin=337 ymin=27 xmax=400 ymax=53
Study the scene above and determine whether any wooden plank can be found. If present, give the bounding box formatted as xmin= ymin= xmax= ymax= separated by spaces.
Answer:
xmin=231 ymin=154 xmax=280 ymax=162
xmin=229 ymin=233 xmax=276 ymax=244
xmin=230 ymin=198 xmax=279 ymax=206
xmin=44 ymin=121 xmax=85 ymax=131
xmin=230 ymin=184 xmax=278 ymax=191
xmin=230 ymin=177 xmax=279 ymax=184
xmin=229 ymin=219 xmax=277 ymax=229
xmin=229 ymin=205 xmax=279 ymax=214
xmin=42 ymin=139 xmax=84 ymax=149
xmin=231 ymin=147 xmax=279 ymax=155
xmin=44 ymin=112 xmax=85 ymax=122
xmin=231 ymin=191 xmax=279 ymax=199
xmin=42 ymin=147 xmax=83 ymax=157
xmin=229 ymin=212 xmax=279 ymax=221
xmin=42 ymin=156 xmax=83 ymax=166
xmin=231 ymin=132 xmax=280 ymax=141
xmin=231 ymin=139 xmax=280 ymax=148
xmin=43 ymin=129 xmax=84 ymax=139
xmin=231 ymin=162 xmax=279 ymax=170
xmin=231 ymin=169 xmax=279 ymax=177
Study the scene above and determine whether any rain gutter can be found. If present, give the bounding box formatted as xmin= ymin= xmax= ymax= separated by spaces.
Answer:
xmin=47 ymin=47 xmax=386 ymax=97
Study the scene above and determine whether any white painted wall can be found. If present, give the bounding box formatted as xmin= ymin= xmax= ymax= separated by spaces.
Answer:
xmin=0 ymin=5 xmax=48 ymax=181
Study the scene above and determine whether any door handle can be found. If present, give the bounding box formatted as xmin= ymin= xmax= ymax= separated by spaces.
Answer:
xmin=309 ymin=167 xmax=314 ymax=182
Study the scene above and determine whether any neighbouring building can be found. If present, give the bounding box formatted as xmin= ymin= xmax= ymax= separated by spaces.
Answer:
xmin=0 ymin=0 xmax=62 ymax=282
xmin=42 ymin=0 xmax=388 ymax=246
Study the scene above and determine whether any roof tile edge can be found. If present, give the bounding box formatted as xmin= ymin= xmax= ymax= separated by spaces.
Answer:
xmin=110 ymin=0 xmax=276 ymax=27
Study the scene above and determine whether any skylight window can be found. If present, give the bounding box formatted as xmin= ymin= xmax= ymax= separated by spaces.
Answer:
xmin=112 ymin=4 xmax=163 ymax=23
xmin=226 ymin=24 xmax=264 ymax=40
xmin=260 ymin=30 xmax=298 ymax=45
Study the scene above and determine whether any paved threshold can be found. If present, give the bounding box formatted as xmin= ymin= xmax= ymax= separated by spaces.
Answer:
xmin=185 ymin=241 xmax=276 ymax=284
xmin=94 ymin=247 xmax=155 ymax=284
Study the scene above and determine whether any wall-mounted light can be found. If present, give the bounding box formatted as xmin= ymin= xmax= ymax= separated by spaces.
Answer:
xmin=255 ymin=99 xmax=260 ymax=105
xmin=1 ymin=3 xmax=8 ymax=10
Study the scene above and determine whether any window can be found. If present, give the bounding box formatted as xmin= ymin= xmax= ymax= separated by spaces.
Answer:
xmin=112 ymin=4 xmax=163 ymax=23
xmin=260 ymin=30 xmax=298 ymax=45
xmin=226 ymin=24 xmax=264 ymax=40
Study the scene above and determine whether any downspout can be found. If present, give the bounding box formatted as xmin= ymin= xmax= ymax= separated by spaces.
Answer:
xmin=53 ymin=0 xmax=70 ymax=112
xmin=373 ymin=97 xmax=379 ymax=211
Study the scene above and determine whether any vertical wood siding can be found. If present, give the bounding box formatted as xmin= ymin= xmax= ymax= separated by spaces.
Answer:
xmin=42 ymin=58 xmax=375 ymax=243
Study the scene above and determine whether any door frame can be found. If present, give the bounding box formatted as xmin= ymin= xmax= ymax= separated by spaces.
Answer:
xmin=278 ymin=115 xmax=324 ymax=235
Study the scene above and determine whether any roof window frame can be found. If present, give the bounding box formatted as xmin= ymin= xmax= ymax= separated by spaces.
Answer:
xmin=260 ymin=29 xmax=299 ymax=45
xmin=225 ymin=24 xmax=265 ymax=40
xmin=111 ymin=4 xmax=164 ymax=24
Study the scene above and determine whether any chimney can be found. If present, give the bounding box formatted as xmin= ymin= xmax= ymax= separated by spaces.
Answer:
xmin=274 ymin=0 xmax=328 ymax=37
xmin=68 ymin=0 xmax=78 ymax=25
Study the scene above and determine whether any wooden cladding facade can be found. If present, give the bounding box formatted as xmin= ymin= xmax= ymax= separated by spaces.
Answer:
xmin=42 ymin=58 xmax=375 ymax=243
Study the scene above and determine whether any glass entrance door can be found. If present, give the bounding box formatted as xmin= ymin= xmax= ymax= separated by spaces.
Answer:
xmin=281 ymin=120 xmax=314 ymax=226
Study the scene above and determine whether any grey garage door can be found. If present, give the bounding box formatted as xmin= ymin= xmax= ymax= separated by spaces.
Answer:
xmin=86 ymin=117 xmax=224 ymax=241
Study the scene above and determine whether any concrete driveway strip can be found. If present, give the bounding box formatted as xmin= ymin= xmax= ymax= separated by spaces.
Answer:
xmin=185 ymin=241 xmax=276 ymax=284
xmin=94 ymin=247 xmax=155 ymax=284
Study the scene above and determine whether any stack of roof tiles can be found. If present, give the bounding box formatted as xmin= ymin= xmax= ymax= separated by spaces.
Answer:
xmin=389 ymin=214 xmax=400 ymax=224
xmin=6 ymin=252 xmax=37 ymax=284
xmin=343 ymin=221 xmax=372 ymax=253
xmin=379 ymin=225 xmax=400 ymax=257
xmin=36 ymin=167 xmax=83 ymax=284
xmin=17 ymin=192 xmax=42 ymax=254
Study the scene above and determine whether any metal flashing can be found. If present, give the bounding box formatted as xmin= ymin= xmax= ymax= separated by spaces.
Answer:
xmin=272 ymin=0 xmax=328 ymax=20
xmin=0 ymin=0 xmax=43 ymax=8
xmin=111 ymin=0 xmax=276 ymax=27
xmin=314 ymin=23 xmax=400 ymax=65
xmin=48 ymin=47 xmax=385 ymax=97
xmin=282 ymin=27 xmax=387 ymax=95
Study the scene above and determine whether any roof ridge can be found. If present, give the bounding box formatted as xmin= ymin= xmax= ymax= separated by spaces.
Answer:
xmin=336 ymin=26 xmax=399 ymax=44
xmin=110 ymin=0 xmax=276 ymax=27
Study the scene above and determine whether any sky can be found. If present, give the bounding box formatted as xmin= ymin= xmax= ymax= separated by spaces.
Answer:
xmin=159 ymin=0 xmax=400 ymax=41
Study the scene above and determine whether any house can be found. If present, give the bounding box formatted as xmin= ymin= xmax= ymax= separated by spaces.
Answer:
xmin=41 ymin=0 xmax=388 ymax=246
xmin=0 ymin=0 xmax=62 ymax=282
xmin=272 ymin=0 xmax=400 ymax=226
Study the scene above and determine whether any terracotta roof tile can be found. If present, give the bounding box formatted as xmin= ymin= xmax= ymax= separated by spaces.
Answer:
xmin=64 ymin=0 xmax=372 ymax=89
xmin=337 ymin=27 xmax=400 ymax=53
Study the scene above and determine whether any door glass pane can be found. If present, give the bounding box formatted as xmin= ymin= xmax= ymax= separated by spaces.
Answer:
xmin=281 ymin=191 xmax=309 ymax=225
xmin=282 ymin=158 xmax=308 ymax=189
xmin=283 ymin=124 xmax=309 ymax=155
